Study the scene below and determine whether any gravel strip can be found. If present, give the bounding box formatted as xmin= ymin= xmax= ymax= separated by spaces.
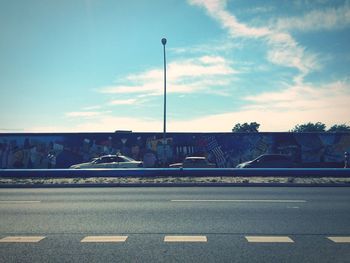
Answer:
xmin=1 ymin=177 xmax=350 ymax=185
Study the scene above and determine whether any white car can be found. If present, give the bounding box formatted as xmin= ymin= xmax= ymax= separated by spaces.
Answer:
xmin=70 ymin=155 xmax=143 ymax=169
xmin=236 ymin=154 xmax=296 ymax=168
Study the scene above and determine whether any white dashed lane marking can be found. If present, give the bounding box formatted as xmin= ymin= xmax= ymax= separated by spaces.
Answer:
xmin=164 ymin=236 xmax=207 ymax=242
xmin=0 ymin=201 xmax=41 ymax=204
xmin=171 ymin=200 xmax=306 ymax=203
xmin=0 ymin=236 xmax=45 ymax=243
xmin=81 ymin=236 xmax=128 ymax=243
xmin=245 ymin=236 xmax=294 ymax=243
xmin=1 ymin=235 xmax=349 ymax=244
xmin=327 ymin=237 xmax=350 ymax=243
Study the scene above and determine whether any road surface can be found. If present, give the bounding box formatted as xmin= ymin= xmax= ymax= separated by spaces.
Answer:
xmin=0 ymin=187 xmax=349 ymax=262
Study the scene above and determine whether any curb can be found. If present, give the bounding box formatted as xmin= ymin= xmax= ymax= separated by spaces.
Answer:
xmin=1 ymin=182 xmax=350 ymax=188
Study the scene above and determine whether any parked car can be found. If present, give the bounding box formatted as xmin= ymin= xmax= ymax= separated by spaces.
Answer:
xmin=236 ymin=154 xmax=296 ymax=168
xmin=70 ymin=155 xmax=143 ymax=169
xmin=169 ymin=156 xmax=216 ymax=168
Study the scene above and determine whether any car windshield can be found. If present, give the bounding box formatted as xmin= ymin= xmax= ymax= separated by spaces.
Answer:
xmin=254 ymin=155 xmax=288 ymax=162
xmin=188 ymin=159 xmax=205 ymax=163
xmin=119 ymin=156 xmax=135 ymax=162
xmin=92 ymin=156 xmax=136 ymax=163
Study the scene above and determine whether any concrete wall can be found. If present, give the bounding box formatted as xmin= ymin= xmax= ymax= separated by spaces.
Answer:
xmin=0 ymin=132 xmax=349 ymax=168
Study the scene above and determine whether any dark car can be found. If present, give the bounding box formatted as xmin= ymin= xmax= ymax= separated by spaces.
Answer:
xmin=236 ymin=154 xmax=296 ymax=168
xmin=169 ymin=157 xmax=216 ymax=168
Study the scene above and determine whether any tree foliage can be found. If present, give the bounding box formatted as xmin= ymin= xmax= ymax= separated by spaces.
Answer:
xmin=291 ymin=122 xmax=350 ymax=132
xmin=327 ymin=124 xmax=350 ymax=132
xmin=291 ymin=122 xmax=326 ymax=132
xmin=232 ymin=122 xmax=260 ymax=132
xmin=232 ymin=121 xmax=349 ymax=132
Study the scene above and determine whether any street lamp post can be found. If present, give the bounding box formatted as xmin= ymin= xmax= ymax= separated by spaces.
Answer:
xmin=161 ymin=38 xmax=167 ymax=167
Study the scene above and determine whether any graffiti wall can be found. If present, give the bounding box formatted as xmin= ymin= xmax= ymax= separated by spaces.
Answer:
xmin=0 ymin=132 xmax=349 ymax=169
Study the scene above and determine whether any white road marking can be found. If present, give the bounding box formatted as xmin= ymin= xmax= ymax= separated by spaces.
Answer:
xmin=81 ymin=236 xmax=128 ymax=243
xmin=327 ymin=237 xmax=350 ymax=243
xmin=164 ymin=236 xmax=207 ymax=242
xmin=0 ymin=201 xmax=41 ymax=204
xmin=171 ymin=200 xmax=306 ymax=203
xmin=0 ymin=236 xmax=45 ymax=243
xmin=245 ymin=236 xmax=294 ymax=243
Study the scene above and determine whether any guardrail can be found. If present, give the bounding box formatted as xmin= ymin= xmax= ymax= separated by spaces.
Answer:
xmin=0 ymin=168 xmax=350 ymax=178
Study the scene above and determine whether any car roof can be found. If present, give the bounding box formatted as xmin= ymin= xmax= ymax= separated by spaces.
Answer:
xmin=257 ymin=154 xmax=291 ymax=159
xmin=252 ymin=154 xmax=290 ymax=161
xmin=185 ymin=156 xmax=206 ymax=160
xmin=99 ymin=155 xmax=132 ymax=160
xmin=99 ymin=154 xmax=123 ymax=158
xmin=260 ymin=154 xmax=290 ymax=157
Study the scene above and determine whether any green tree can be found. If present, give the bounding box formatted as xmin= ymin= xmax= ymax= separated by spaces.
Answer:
xmin=291 ymin=122 xmax=326 ymax=132
xmin=232 ymin=122 xmax=260 ymax=132
xmin=327 ymin=124 xmax=350 ymax=132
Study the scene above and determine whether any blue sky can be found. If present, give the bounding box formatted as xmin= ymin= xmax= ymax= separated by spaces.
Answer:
xmin=1 ymin=0 xmax=349 ymax=132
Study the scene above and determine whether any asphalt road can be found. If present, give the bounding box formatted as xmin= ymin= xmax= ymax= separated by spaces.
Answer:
xmin=0 ymin=187 xmax=349 ymax=262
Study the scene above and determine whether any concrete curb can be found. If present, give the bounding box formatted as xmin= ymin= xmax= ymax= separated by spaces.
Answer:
xmin=1 ymin=182 xmax=349 ymax=188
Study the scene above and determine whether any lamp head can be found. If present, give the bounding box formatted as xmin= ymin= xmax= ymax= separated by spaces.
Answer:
xmin=161 ymin=38 xmax=167 ymax=45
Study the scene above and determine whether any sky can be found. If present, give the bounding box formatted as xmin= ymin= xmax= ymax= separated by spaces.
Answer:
xmin=1 ymin=0 xmax=349 ymax=132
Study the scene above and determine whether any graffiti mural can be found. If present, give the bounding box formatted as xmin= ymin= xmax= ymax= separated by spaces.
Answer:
xmin=0 ymin=132 xmax=349 ymax=169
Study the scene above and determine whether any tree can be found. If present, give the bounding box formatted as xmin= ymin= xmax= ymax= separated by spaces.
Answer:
xmin=291 ymin=122 xmax=326 ymax=132
xmin=232 ymin=122 xmax=260 ymax=132
xmin=327 ymin=124 xmax=350 ymax=132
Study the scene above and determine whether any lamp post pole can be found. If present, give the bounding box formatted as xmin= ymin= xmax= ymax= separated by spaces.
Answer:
xmin=161 ymin=38 xmax=167 ymax=167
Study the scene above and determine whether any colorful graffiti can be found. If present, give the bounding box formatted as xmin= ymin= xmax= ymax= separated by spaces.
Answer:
xmin=0 ymin=132 xmax=349 ymax=169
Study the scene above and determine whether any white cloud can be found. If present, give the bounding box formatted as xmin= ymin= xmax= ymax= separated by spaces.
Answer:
xmin=245 ymin=81 xmax=350 ymax=111
xmin=169 ymin=57 xmax=236 ymax=78
xmin=109 ymin=99 xmax=137 ymax=105
xmin=46 ymin=80 xmax=349 ymax=133
xmin=240 ymin=80 xmax=350 ymax=128
xmin=66 ymin=111 xmax=101 ymax=118
xmin=266 ymin=33 xmax=320 ymax=80
xmin=98 ymin=55 xmax=237 ymax=96
xmin=167 ymin=81 xmax=350 ymax=132
xmin=169 ymin=39 xmax=241 ymax=54
xmin=82 ymin=105 xmax=102 ymax=110
xmin=54 ymin=1 xmax=349 ymax=133
xmin=266 ymin=2 xmax=350 ymax=78
xmin=189 ymin=0 xmax=226 ymax=13
xmin=189 ymin=0 xmax=271 ymax=38
xmin=275 ymin=3 xmax=350 ymax=32
xmin=44 ymin=116 xmax=162 ymax=133
xmin=187 ymin=0 xmax=321 ymax=82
